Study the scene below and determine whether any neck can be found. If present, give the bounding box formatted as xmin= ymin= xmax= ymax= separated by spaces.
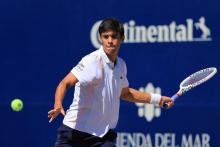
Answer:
xmin=107 ymin=55 xmax=117 ymax=64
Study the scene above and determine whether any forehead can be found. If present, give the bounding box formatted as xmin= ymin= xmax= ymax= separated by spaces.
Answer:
xmin=100 ymin=30 xmax=119 ymax=35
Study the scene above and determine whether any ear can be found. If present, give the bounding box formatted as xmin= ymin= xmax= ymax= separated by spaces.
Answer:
xmin=99 ymin=35 xmax=103 ymax=43
xmin=121 ymin=35 xmax=125 ymax=42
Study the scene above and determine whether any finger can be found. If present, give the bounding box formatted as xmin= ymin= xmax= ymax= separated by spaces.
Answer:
xmin=48 ymin=108 xmax=61 ymax=116
xmin=48 ymin=109 xmax=55 ymax=114
xmin=49 ymin=116 xmax=54 ymax=123
xmin=48 ymin=113 xmax=54 ymax=118
xmin=169 ymin=100 xmax=174 ymax=105
xmin=167 ymin=101 xmax=174 ymax=108
xmin=48 ymin=110 xmax=57 ymax=119
xmin=48 ymin=110 xmax=56 ymax=117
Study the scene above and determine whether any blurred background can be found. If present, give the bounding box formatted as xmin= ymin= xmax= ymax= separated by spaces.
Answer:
xmin=0 ymin=0 xmax=220 ymax=146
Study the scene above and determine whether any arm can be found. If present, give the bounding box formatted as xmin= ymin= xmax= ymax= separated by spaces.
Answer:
xmin=48 ymin=72 xmax=78 ymax=122
xmin=120 ymin=87 xmax=174 ymax=108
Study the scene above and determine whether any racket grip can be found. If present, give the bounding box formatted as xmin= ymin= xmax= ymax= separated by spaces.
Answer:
xmin=171 ymin=94 xmax=179 ymax=101
xmin=163 ymin=94 xmax=179 ymax=109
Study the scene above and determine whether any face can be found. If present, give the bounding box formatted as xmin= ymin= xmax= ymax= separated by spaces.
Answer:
xmin=100 ymin=30 xmax=124 ymax=62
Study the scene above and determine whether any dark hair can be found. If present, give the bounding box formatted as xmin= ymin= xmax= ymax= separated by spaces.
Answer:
xmin=98 ymin=18 xmax=124 ymax=38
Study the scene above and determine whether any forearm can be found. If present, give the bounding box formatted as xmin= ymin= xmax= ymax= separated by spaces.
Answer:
xmin=120 ymin=87 xmax=174 ymax=108
xmin=120 ymin=88 xmax=152 ymax=103
xmin=54 ymin=72 xmax=78 ymax=107
xmin=54 ymin=81 xmax=71 ymax=107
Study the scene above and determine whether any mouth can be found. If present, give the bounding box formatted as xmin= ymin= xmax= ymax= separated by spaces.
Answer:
xmin=106 ymin=46 xmax=116 ymax=50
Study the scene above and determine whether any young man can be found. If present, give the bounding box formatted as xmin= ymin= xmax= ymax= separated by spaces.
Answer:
xmin=48 ymin=18 xmax=174 ymax=147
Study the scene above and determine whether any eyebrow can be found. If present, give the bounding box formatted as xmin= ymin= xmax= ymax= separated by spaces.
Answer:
xmin=102 ymin=33 xmax=120 ymax=36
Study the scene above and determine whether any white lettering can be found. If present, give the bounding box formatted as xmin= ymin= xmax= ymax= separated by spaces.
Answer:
xmin=136 ymin=133 xmax=145 ymax=147
xmin=202 ymin=133 xmax=210 ymax=147
xmin=118 ymin=132 xmax=128 ymax=147
xmin=117 ymin=132 xmax=153 ymax=147
xmin=187 ymin=19 xmax=193 ymax=41
xmin=182 ymin=134 xmax=193 ymax=147
xmin=155 ymin=133 xmax=163 ymax=147
xmin=90 ymin=20 xmax=101 ymax=49
xmin=169 ymin=21 xmax=176 ymax=42
xmin=181 ymin=134 xmax=210 ymax=147
xmin=135 ymin=26 xmax=147 ymax=42
xmin=194 ymin=134 xmax=202 ymax=147
xmin=90 ymin=17 xmax=211 ymax=49
xmin=155 ymin=133 xmax=176 ymax=147
xmin=128 ymin=20 xmax=135 ymax=43
xmin=127 ymin=133 xmax=135 ymax=146
xmin=117 ymin=132 xmax=211 ymax=147
xmin=157 ymin=25 xmax=169 ymax=42
xmin=146 ymin=134 xmax=153 ymax=147
xmin=176 ymin=24 xmax=187 ymax=41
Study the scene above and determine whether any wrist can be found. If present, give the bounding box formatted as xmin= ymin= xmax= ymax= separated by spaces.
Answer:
xmin=150 ymin=93 xmax=161 ymax=105
xmin=54 ymin=102 xmax=62 ymax=108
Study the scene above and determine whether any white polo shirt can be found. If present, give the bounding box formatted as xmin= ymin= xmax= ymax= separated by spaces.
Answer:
xmin=63 ymin=46 xmax=129 ymax=137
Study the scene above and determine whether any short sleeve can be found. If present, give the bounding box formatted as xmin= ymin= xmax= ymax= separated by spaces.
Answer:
xmin=121 ymin=60 xmax=129 ymax=88
xmin=71 ymin=55 xmax=102 ymax=86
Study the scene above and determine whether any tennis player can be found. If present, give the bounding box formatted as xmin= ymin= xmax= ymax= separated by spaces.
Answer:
xmin=48 ymin=18 xmax=174 ymax=147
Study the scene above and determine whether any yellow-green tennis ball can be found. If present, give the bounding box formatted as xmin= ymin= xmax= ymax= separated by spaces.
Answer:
xmin=11 ymin=99 xmax=23 ymax=111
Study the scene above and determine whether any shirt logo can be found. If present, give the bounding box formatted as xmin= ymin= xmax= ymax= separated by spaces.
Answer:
xmin=75 ymin=63 xmax=85 ymax=72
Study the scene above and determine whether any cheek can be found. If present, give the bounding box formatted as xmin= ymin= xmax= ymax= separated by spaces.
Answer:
xmin=114 ymin=40 xmax=122 ymax=47
xmin=101 ymin=40 xmax=108 ymax=45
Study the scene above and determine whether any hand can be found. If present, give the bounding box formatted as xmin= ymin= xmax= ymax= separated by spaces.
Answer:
xmin=48 ymin=105 xmax=65 ymax=123
xmin=159 ymin=96 xmax=174 ymax=109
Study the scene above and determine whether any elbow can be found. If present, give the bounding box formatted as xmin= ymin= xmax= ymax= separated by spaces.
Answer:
xmin=58 ymin=80 xmax=71 ymax=90
xmin=120 ymin=88 xmax=132 ymax=100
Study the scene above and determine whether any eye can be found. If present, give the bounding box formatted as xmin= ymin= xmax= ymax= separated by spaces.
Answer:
xmin=112 ymin=34 xmax=120 ymax=39
xmin=112 ymin=35 xmax=117 ymax=39
xmin=103 ymin=35 xmax=109 ymax=39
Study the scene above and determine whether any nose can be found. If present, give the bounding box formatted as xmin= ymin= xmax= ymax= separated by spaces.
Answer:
xmin=107 ymin=37 xmax=113 ymax=44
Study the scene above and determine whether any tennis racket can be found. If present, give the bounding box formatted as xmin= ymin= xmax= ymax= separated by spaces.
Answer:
xmin=164 ymin=67 xmax=217 ymax=108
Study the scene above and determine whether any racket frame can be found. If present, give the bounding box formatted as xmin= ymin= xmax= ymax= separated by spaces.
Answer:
xmin=163 ymin=67 xmax=217 ymax=108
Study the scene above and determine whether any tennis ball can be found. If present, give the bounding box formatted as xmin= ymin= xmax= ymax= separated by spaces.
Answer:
xmin=11 ymin=99 xmax=23 ymax=112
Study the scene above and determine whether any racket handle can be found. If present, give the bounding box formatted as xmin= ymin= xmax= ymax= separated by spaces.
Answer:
xmin=163 ymin=94 xmax=179 ymax=109
xmin=171 ymin=94 xmax=179 ymax=101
